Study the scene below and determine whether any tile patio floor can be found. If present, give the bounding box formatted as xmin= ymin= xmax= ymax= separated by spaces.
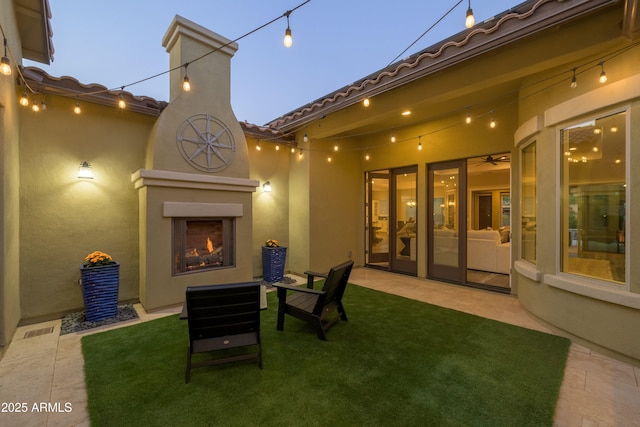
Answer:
xmin=0 ymin=267 xmax=638 ymax=426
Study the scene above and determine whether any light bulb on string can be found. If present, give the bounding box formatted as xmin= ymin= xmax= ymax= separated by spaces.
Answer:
xmin=31 ymin=102 xmax=40 ymax=112
xmin=182 ymin=63 xmax=191 ymax=92
xmin=465 ymin=0 xmax=475 ymax=28
xmin=365 ymin=152 xmax=370 ymax=161
xmin=570 ymin=68 xmax=577 ymax=89
xmin=74 ymin=98 xmax=81 ymax=115
xmin=303 ymin=133 xmax=308 ymax=143
xmin=283 ymin=11 xmax=293 ymax=48
xmin=118 ymin=87 xmax=126 ymax=109
xmin=418 ymin=136 xmax=423 ymax=151
xmin=363 ymin=97 xmax=370 ymax=107
xmin=465 ymin=106 xmax=472 ymax=124
xmin=490 ymin=111 xmax=496 ymax=128
xmin=19 ymin=92 xmax=29 ymax=106
xmin=598 ymin=62 xmax=607 ymax=83
xmin=275 ymin=144 xmax=280 ymax=151
xmin=390 ymin=131 xmax=396 ymax=143
xmin=334 ymin=144 xmax=339 ymax=152
xmin=1 ymin=37 xmax=11 ymax=76
xmin=256 ymin=142 xmax=261 ymax=151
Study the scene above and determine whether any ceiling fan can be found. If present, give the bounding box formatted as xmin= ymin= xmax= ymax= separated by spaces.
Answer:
xmin=481 ymin=155 xmax=510 ymax=165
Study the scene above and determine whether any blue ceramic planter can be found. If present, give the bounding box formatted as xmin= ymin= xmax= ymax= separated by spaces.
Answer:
xmin=80 ymin=262 xmax=119 ymax=322
xmin=262 ymin=247 xmax=287 ymax=282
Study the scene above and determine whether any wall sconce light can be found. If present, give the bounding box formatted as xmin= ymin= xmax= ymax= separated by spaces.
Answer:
xmin=78 ymin=161 xmax=94 ymax=179
xmin=263 ymin=181 xmax=272 ymax=192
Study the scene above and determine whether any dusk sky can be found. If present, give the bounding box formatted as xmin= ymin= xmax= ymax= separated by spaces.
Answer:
xmin=27 ymin=0 xmax=513 ymax=125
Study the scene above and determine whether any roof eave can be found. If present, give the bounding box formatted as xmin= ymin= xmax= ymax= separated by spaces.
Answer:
xmin=267 ymin=0 xmax=620 ymax=132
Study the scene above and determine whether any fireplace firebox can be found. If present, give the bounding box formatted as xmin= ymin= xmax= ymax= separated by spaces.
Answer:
xmin=173 ymin=218 xmax=235 ymax=275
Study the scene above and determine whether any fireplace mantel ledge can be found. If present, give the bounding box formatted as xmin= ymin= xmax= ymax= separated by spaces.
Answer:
xmin=131 ymin=169 xmax=259 ymax=192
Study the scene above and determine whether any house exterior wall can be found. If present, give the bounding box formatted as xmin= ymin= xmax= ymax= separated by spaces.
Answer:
xmin=0 ymin=0 xmax=21 ymax=355
xmin=247 ymin=138 xmax=291 ymax=275
xmin=512 ymin=54 xmax=640 ymax=361
xmin=18 ymin=96 xmax=154 ymax=321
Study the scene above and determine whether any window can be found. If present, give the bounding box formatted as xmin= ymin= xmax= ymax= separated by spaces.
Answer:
xmin=560 ymin=111 xmax=626 ymax=284
xmin=521 ymin=142 xmax=536 ymax=264
xmin=172 ymin=218 xmax=235 ymax=275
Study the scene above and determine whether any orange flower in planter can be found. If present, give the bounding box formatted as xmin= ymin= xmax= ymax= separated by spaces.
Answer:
xmin=84 ymin=251 xmax=115 ymax=267
xmin=265 ymin=239 xmax=279 ymax=248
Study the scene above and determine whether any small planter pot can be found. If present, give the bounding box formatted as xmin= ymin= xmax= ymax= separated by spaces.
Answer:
xmin=80 ymin=262 xmax=119 ymax=322
xmin=262 ymin=247 xmax=287 ymax=282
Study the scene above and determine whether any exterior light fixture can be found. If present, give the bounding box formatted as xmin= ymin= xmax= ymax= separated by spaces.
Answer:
xmin=390 ymin=130 xmax=396 ymax=143
xmin=256 ymin=142 xmax=261 ymax=151
xmin=78 ymin=161 xmax=94 ymax=179
xmin=598 ymin=62 xmax=607 ymax=83
xmin=1 ymin=38 xmax=11 ymax=76
xmin=490 ymin=111 xmax=496 ymax=128
xmin=363 ymin=97 xmax=370 ymax=107
xmin=275 ymin=143 xmax=280 ymax=151
xmin=31 ymin=102 xmax=40 ymax=112
xmin=303 ymin=133 xmax=308 ymax=143
xmin=73 ymin=101 xmax=81 ymax=115
xmin=570 ymin=68 xmax=577 ymax=88
xmin=418 ymin=136 xmax=423 ymax=151
xmin=20 ymin=92 xmax=29 ymax=106
xmin=291 ymin=146 xmax=296 ymax=153
xmin=283 ymin=11 xmax=293 ymax=48
xmin=465 ymin=106 xmax=472 ymax=124
xmin=183 ymin=63 xmax=191 ymax=92
xmin=263 ymin=181 xmax=272 ymax=192
xmin=333 ymin=144 xmax=339 ymax=152
xmin=465 ymin=0 xmax=475 ymax=28
xmin=365 ymin=152 xmax=370 ymax=160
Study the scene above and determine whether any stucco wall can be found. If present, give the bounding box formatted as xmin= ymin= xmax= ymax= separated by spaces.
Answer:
xmin=513 ymin=49 xmax=640 ymax=361
xmin=18 ymin=96 xmax=154 ymax=322
xmin=0 ymin=0 xmax=21 ymax=351
xmin=248 ymin=138 xmax=291 ymax=277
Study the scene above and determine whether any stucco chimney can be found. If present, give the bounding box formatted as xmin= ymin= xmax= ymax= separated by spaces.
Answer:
xmin=162 ymin=15 xmax=238 ymax=104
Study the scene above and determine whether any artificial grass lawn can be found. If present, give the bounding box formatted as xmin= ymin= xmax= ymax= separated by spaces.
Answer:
xmin=82 ymin=284 xmax=570 ymax=426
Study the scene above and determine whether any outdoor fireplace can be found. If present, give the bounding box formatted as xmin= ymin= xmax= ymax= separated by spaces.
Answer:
xmin=173 ymin=218 xmax=235 ymax=274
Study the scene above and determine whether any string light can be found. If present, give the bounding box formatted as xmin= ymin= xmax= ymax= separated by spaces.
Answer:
xmin=365 ymin=152 xmax=370 ymax=160
xmin=74 ymin=99 xmax=81 ymax=115
xmin=334 ymin=144 xmax=339 ymax=152
xmin=303 ymin=132 xmax=308 ymax=143
xmin=390 ymin=130 xmax=396 ymax=143
xmin=182 ymin=63 xmax=191 ymax=92
xmin=31 ymin=102 xmax=40 ymax=112
xmin=298 ymin=149 xmax=303 ymax=159
xmin=291 ymin=146 xmax=296 ymax=153
xmin=570 ymin=68 xmax=577 ymax=89
xmin=465 ymin=106 xmax=471 ymax=124
xmin=118 ymin=87 xmax=126 ymax=109
xmin=363 ymin=97 xmax=370 ymax=107
xmin=598 ymin=62 xmax=607 ymax=83
xmin=283 ymin=11 xmax=293 ymax=48
xmin=256 ymin=142 xmax=261 ymax=151
xmin=275 ymin=143 xmax=280 ymax=151
xmin=1 ymin=37 xmax=11 ymax=76
xmin=418 ymin=136 xmax=422 ymax=151
xmin=465 ymin=0 xmax=475 ymax=28
xmin=490 ymin=110 xmax=496 ymax=128
xmin=19 ymin=92 xmax=29 ymax=107
xmin=327 ymin=155 xmax=332 ymax=162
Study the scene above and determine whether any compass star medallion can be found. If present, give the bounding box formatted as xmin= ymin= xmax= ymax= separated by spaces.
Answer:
xmin=176 ymin=114 xmax=236 ymax=172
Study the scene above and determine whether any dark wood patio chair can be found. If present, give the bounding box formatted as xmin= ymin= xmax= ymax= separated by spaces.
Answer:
xmin=274 ymin=260 xmax=354 ymax=340
xmin=185 ymin=281 xmax=262 ymax=383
